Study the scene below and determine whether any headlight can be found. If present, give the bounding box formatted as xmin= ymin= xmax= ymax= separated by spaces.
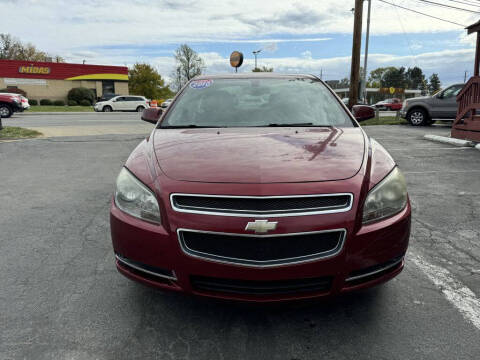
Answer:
xmin=114 ymin=167 xmax=161 ymax=224
xmin=362 ymin=167 xmax=407 ymax=224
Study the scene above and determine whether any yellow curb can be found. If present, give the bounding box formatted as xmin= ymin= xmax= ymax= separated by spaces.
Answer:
xmin=28 ymin=125 xmax=152 ymax=137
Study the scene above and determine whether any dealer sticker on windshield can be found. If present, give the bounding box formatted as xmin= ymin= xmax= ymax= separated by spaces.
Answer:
xmin=190 ymin=79 xmax=213 ymax=89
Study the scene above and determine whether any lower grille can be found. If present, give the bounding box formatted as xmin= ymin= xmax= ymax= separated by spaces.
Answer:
xmin=115 ymin=254 xmax=177 ymax=282
xmin=178 ymin=229 xmax=346 ymax=267
xmin=345 ymin=256 xmax=404 ymax=286
xmin=191 ymin=275 xmax=333 ymax=296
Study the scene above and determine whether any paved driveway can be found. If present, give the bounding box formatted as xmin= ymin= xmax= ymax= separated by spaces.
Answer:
xmin=1 ymin=123 xmax=479 ymax=360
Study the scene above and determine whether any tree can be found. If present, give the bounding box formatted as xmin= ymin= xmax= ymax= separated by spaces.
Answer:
xmin=428 ymin=73 xmax=441 ymax=94
xmin=252 ymin=66 xmax=273 ymax=72
xmin=405 ymin=66 xmax=426 ymax=90
xmin=368 ymin=67 xmax=396 ymax=88
xmin=0 ymin=33 xmax=64 ymax=62
xmin=172 ymin=44 xmax=204 ymax=91
xmin=381 ymin=67 xmax=406 ymax=88
xmin=128 ymin=63 xmax=172 ymax=100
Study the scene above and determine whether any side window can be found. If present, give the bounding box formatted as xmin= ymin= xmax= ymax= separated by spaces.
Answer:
xmin=442 ymin=86 xmax=462 ymax=99
xmin=116 ymin=97 xmax=125 ymax=102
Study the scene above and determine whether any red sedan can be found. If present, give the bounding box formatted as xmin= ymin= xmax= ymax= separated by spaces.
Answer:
xmin=110 ymin=74 xmax=410 ymax=302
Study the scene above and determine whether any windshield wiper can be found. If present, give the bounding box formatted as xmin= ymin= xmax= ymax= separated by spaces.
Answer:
xmin=160 ymin=125 xmax=221 ymax=129
xmin=267 ymin=123 xmax=332 ymax=127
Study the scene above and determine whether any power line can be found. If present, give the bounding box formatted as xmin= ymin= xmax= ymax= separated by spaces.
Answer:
xmin=377 ymin=0 xmax=467 ymax=27
xmin=416 ymin=0 xmax=480 ymax=14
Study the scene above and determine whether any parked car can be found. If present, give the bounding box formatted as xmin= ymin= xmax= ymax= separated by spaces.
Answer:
xmin=20 ymin=96 xmax=30 ymax=110
xmin=400 ymin=83 xmax=464 ymax=126
xmin=0 ymin=93 xmax=23 ymax=118
xmin=374 ymin=98 xmax=402 ymax=111
xmin=96 ymin=93 xmax=118 ymax=103
xmin=160 ymin=98 xmax=173 ymax=108
xmin=341 ymin=97 xmax=368 ymax=106
xmin=110 ymin=74 xmax=410 ymax=302
xmin=94 ymin=95 xmax=150 ymax=112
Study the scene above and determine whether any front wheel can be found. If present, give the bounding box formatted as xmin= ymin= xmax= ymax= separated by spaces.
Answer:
xmin=0 ymin=104 xmax=13 ymax=118
xmin=103 ymin=105 xmax=112 ymax=112
xmin=136 ymin=106 xmax=145 ymax=112
xmin=407 ymin=109 xmax=429 ymax=126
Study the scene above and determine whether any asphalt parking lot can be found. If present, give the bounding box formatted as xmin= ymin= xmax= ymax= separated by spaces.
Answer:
xmin=1 ymin=114 xmax=479 ymax=360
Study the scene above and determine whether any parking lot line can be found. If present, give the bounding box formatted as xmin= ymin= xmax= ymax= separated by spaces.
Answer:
xmin=409 ymin=252 xmax=480 ymax=330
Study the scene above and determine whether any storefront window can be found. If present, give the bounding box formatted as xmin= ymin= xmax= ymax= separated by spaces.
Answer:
xmin=102 ymin=80 xmax=115 ymax=95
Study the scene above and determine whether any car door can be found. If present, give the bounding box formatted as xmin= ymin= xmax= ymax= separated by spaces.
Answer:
xmin=431 ymin=85 xmax=463 ymax=119
xmin=114 ymin=97 xmax=127 ymax=110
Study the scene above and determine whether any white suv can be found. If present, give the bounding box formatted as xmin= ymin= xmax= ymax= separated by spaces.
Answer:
xmin=94 ymin=95 xmax=149 ymax=112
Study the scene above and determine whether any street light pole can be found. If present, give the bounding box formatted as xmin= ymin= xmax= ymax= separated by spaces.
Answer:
xmin=362 ymin=0 xmax=372 ymax=103
xmin=253 ymin=49 xmax=262 ymax=70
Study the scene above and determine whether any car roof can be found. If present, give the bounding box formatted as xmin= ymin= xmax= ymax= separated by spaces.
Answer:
xmin=193 ymin=73 xmax=319 ymax=81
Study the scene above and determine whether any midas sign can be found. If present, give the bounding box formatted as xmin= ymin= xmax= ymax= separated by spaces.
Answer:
xmin=18 ymin=65 xmax=51 ymax=75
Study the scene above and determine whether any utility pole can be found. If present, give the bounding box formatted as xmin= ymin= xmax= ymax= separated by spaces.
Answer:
xmin=253 ymin=49 xmax=262 ymax=70
xmin=361 ymin=0 xmax=372 ymax=103
xmin=349 ymin=0 xmax=364 ymax=109
xmin=464 ymin=70 xmax=468 ymax=83
xmin=320 ymin=68 xmax=323 ymax=80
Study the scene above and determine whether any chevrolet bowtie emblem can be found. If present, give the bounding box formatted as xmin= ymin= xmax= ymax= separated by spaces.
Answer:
xmin=245 ymin=220 xmax=278 ymax=234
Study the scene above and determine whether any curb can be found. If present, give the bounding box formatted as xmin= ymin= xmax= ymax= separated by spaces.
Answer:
xmin=423 ymin=134 xmax=475 ymax=147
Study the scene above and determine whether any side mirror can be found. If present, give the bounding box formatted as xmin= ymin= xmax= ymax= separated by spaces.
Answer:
xmin=141 ymin=107 xmax=163 ymax=124
xmin=352 ymin=105 xmax=375 ymax=122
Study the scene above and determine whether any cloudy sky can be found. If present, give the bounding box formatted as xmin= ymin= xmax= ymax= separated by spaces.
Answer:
xmin=3 ymin=0 xmax=479 ymax=86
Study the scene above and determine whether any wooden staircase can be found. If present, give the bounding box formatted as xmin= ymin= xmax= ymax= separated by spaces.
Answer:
xmin=452 ymin=76 xmax=480 ymax=142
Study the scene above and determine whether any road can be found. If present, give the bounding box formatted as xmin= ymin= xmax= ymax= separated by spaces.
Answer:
xmin=4 ymin=112 xmax=153 ymax=137
xmin=0 ymin=117 xmax=479 ymax=359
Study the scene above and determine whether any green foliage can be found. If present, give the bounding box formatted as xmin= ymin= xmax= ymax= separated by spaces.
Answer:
xmin=67 ymin=100 xmax=78 ymax=106
xmin=128 ymin=63 xmax=173 ymax=100
xmin=67 ymin=87 xmax=95 ymax=105
xmin=53 ymin=100 xmax=65 ymax=106
xmin=29 ymin=99 xmax=38 ymax=105
xmin=405 ymin=67 xmax=426 ymax=90
xmin=0 ymin=126 xmax=42 ymax=139
xmin=252 ymin=66 xmax=273 ymax=72
xmin=40 ymin=99 xmax=52 ymax=105
xmin=368 ymin=67 xmax=396 ymax=88
xmin=368 ymin=66 xmax=436 ymax=93
xmin=79 ymin=99 xmax=92 ymax=106
xmin=428 ymin=73 xmax=441 ymax=93
xmin=0 ymin=33 xmax=64 ymax=62
xmin=172 ymin=44 xmax=204 ymax=91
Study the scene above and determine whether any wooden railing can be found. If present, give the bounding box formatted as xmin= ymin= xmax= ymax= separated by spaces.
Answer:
xmin=456 ymin=76 xmax=480 ymax=123
xmin=452 ymin=76 xmax=480 ymax=141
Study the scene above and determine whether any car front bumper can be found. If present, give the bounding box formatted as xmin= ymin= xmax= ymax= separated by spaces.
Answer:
xmin=110 ymin=199 xmax=411 ymax=302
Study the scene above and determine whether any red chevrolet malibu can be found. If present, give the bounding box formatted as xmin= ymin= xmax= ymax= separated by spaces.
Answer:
xmin=110 ymin=74 xmax=410 ymax=302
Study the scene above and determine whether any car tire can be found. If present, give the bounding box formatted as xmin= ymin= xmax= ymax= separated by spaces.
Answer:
xmin=136 ymin=106 xmax=145 ymax=112
xmin=407 ymin=108 xmax=429 ymax=126
xmin=0 ymin=104 xmax=13 ymax=118
xmin=103 ymin=105 xmax=112 ymax=112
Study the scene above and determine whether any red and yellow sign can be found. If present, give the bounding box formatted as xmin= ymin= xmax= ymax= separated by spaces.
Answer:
xmin=18 ymin=65 xmax=51 ymax=75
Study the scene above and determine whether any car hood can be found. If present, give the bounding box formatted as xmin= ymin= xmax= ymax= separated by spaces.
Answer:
xmin=407 ymin=96 xmax=431 ymax=101
xmin=153 ymin=127 xmax=365 ymax=183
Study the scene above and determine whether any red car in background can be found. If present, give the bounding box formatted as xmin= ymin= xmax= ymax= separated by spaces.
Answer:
xmin=374 ymin=98 xmax=402 ymax=111
xmin=0 ymin=93 xmax=23 ymax=118
xmin=111 ymin=74 xmax=411 ymax=302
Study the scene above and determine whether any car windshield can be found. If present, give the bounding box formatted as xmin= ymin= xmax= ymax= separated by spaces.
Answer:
xmin=160 ymin=77 xmax=355 ymax=128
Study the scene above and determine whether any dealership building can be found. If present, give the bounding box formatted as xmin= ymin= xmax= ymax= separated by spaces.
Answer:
xmin=0 ymin=59 xmax=129 ymax=101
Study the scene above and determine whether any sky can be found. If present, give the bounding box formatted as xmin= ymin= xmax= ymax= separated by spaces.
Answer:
xmin=2 ymin=0 xmax=479 ymax=86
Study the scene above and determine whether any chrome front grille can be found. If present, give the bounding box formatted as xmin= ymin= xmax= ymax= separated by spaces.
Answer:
xmin=177 ymin=228 xmax=346 ymax=267
xmin=170 ymin=193 xmax=353 ymax=217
